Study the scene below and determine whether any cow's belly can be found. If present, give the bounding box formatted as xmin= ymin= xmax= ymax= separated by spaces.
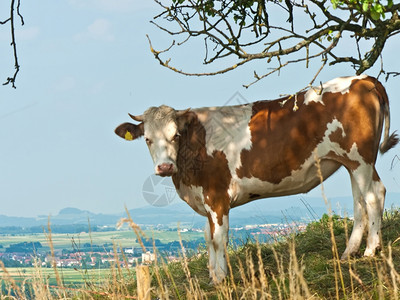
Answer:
xmin=230 ymin=158 xmax=341 ymax=208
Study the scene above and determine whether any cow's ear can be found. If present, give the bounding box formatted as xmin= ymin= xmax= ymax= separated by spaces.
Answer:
xmin=114 ymin=122 xmax=144 ymax=141
xmin=176 ymin=109 xmax=196 ymax=131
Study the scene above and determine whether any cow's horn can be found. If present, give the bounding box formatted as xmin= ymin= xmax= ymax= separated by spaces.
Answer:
xmin=176 ymin=108 xmax=191 ymax=117
xmin=128 ymin=113 xmax=143 ymax=122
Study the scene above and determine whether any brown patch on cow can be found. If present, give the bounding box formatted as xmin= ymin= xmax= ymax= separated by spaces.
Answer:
xmin=326 ymin=151 xmax=361 ymax=171
xmin=329 ymin=127 xmax=345 ymax=143
xmin=172 ymin=113 xmax=232 ymax=233
xmin=236 ymin=77 xmax=385 ymax=183
xmin=207 ymin=214 xmax=216 ymax=243
xmin=249 ymin=193 xmax=261 ymax=199
xmin=236 ymin=93 xmax=327 ymax=183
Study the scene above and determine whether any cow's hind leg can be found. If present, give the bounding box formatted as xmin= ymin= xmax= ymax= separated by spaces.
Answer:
xmin=364 ymin=169 xmax=386 ymax=256
xmin=350 ymin=165 xmax=386 ymax=257
xmin=341 ymin=174 xmax=367 ymax=259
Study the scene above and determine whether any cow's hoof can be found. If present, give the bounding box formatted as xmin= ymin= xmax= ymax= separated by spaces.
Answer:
xmin=341 ymin=250 xmax=362 ymax=261
xmin=364 ymin=246 xmax=381 ymax=257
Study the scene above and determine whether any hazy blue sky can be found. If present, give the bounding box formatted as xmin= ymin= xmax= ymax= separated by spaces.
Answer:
xmin=0 ymin=1 xmax=399 ymax=218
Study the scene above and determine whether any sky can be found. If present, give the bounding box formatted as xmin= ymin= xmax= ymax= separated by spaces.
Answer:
xmin=0 ymin=1 xmax=399 ymax=218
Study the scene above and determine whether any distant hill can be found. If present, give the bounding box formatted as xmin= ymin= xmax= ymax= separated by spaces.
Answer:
xmin=0 ymin=193 xmax=398 ymax=229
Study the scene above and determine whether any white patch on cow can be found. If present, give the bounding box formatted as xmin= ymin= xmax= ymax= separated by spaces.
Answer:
xmin=150 ymin=131 xmax=177 ymax=170
xmin=326 ymin=118 xmax=346 ymax=138
xmin=142 ymin=106 xmax=180 ymax=173
xmin=227 ymin=180 xmax=240 ymax=203
xmin=175 ymin=184 xmax=207 ymax=216
xmin=163 ymin=121 xmax=179 ymax=140
xmin=304 ymin=75 xmax=367 ymax=105
xmin=194 ymin=104 xmax=253 ymax=175
xmin=347 ymin=143 xmax=365 ymax=163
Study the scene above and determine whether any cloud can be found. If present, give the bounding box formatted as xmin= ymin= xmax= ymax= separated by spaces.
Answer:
xmin=74 ymin=19 xmax=114 ymax=42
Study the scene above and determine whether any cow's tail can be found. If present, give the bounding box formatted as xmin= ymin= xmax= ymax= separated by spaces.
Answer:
xmin=378 ymin=81 xmax=399 ymax=154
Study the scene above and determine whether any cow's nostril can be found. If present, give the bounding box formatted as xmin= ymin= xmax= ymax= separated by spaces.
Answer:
xmin=157 ymin=163 xmax=174 ymax=176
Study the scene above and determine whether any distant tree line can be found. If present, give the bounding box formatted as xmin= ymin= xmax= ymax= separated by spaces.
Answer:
xmin=0 ymin=225 xmax=115 ymax=235
xmin=138 ymin=238 xmax=204 ymax=252
xmin=62 ymin=243 xmax=113 ymax=253
xmin=5 ymin=241 xmax=42 ymax=253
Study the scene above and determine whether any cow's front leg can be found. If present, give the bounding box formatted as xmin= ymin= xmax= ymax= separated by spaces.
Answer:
xmin=204 ymin=219 xmax=216 ymax=279
xmin=205 ymin=207 xmax=229 ymax=283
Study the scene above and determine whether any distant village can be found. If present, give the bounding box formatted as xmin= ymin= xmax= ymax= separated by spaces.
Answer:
xmin=0 ymin=222 xmax=308 ymax=269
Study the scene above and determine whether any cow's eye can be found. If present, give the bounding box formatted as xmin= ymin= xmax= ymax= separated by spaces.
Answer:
xmin=145 ymin=137 xmax=152 ymax=145
xmin=172 ymin=133 xmax=180 ymax=142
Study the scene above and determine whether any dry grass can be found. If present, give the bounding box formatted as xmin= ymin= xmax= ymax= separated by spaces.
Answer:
xmin=2 ymin=207 xmax=400 ymax=299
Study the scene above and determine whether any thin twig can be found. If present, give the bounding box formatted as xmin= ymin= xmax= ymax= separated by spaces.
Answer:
xmin=2 ymin=0 xmax=23 ymax=88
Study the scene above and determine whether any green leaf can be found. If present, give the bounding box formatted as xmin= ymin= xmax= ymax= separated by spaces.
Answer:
xmin=362 ymin=1 xmax=369 ymax=12
xmin=370 ymin=3 xmax=385 ymax=20
xmin=370 ymin=9 xmax=381 ymax=20
xmin=375 ymin=3 xmax=384 ymax=13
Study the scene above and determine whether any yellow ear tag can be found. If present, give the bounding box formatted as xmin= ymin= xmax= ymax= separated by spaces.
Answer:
xmin=124 ymin=131 xmax=133 ymax=141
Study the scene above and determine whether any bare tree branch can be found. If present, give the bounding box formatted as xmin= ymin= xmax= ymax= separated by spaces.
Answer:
xmin=146 ymin=34 xmax=251 ymax=76
xmin=1 ymin=0 xmax=23 ymax=88
xmin=149 ymin=0 xmax=400 ymax=86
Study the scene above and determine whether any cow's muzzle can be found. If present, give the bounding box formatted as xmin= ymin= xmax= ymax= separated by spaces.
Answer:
xmin=156 ymin=163 xmax=175 ymax=177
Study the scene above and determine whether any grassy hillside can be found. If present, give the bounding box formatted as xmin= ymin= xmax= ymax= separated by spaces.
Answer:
xmin=146 ymin=209 xmax=400 ymax=299
xmin=2 ymin=209 xmax=400 ymax=299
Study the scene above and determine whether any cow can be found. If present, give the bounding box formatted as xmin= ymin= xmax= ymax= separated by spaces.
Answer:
xmin=115 ymin=75 xmax=398 ymax=282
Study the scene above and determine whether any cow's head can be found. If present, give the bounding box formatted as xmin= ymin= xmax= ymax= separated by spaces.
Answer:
xmin=115 ymin=105 xmax=192 ymax=177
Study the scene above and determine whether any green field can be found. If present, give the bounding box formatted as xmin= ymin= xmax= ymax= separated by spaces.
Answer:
xmin=1 ymin=267 xmax=119 ymax=286
xmin=0 ymin=229 xmax=204 ymax=250
xmin=0 ymin=228 xmax=204 ymax=289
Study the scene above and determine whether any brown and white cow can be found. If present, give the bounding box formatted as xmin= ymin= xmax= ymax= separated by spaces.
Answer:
xmin=115 ymin=75 xmax=398 ymax=282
